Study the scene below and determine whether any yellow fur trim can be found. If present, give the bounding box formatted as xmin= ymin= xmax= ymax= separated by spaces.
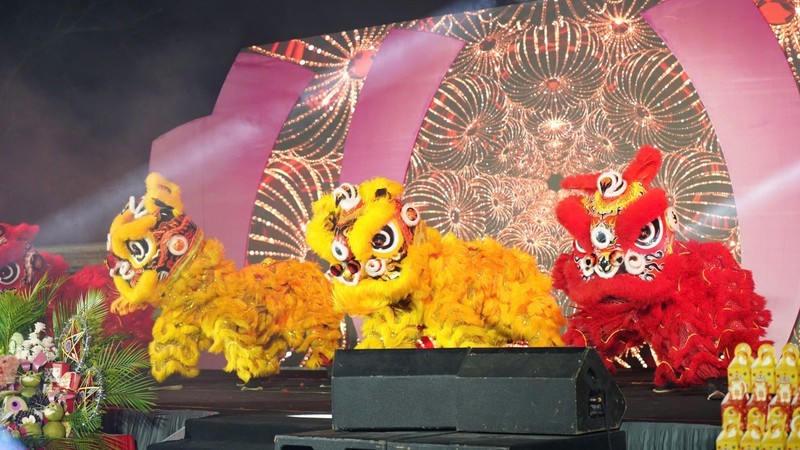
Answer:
xmin=348 ymin=197 xmax=399 ymax=261
xmin=145 ymin=172 xmax=184 ymax=215
xmin=112 ymin=270 xmax=159 ymax=306
xmin=306 ymin=194 xmax=337 ymax=264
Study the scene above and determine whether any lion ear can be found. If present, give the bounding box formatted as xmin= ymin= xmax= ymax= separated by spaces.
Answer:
xmin=144 ymin=173 xmax=184 ymax=216
xmin=1 ymin=222 xmax=40 ymax=241
xmin=306 ymin=193 xmax=338 ymax=263
xmin=622 ymin=145 xmax=662 ymax=188
xmin=358 ymin=178 xmax=405 ymax=204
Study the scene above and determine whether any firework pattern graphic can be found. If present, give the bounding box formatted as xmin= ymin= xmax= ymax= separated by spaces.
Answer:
xmin=245 ymin=0 xmax=799 ymax=316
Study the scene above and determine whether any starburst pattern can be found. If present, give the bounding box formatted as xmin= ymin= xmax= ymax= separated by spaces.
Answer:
xmin=249 ymin=26 xmax=393 ymax=160
xmin=417 ymin=74 xmax=509 ymax=170
xmin=470 ymin=175 xmax=516 ymax=231
xmin=498 ymin=221 xmax=560 ymax=267
xmin=404 ymin=171 xmax=488 ymax=240
xmin=579 ymin=108 xmax=637 ymax=165
xmin=602 ymin=49 xmax=710 ymax=152
xmin=582 ymin=0 xmax=663 ymax=61
xmin=449 ymin=10 xmax=525 ymax=76
xmin=248 ymin=156 xmax=338 ymax=264
xmin=501 ymin=19 xmax=606 ymax=111
xmin=477 ymin=118 xmax=535 ymax=176
xmin=654 ymin=151 xmax=738 ymax=243
xmin=524 ymin=102 xmax=588 ymax=173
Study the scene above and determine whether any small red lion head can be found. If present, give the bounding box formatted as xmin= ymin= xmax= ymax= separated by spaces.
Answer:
xmin=556 ymin=146 xmax=679 ymax=282
xmin=0 ymin=223 xmax=68 ymax=291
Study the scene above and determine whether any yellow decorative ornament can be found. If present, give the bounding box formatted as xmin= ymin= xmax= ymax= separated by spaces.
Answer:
xmin=107 ymin=173 xmax=343 ymax=383
xmin=306 ymin=177 xmax=565 ymax=349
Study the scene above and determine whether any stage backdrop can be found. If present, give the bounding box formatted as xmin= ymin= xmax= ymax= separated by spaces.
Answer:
xmin=150 ymin=0 xmax=800 ymax=345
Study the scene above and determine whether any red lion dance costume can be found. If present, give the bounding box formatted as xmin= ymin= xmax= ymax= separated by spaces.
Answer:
xmin=0 ymin=222 xmax=152 ymax=345
xmin=553 ymin=146 xmax=771 ymax=388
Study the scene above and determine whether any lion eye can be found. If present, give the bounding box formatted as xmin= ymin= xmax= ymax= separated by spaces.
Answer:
xmin=590 ymin=223 xmax=613 ymax=249
xmin=371 ymin=223 xmax=400 ymax=254
xmin=635 ymin=218 xmax=664 ymax=250
xmin=159 ymin=208 xmax=174 ymax=223
xmin=0 ymin=263 xmax=20 ymax=285
xmin=126 ymin=239 xmax=151 ymax=264
xmin=331 ymin=239 xmax=351 ymax=262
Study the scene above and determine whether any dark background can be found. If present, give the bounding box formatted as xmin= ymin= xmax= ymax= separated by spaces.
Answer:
xmin=0 ymin=0 xmax=517 ymax=246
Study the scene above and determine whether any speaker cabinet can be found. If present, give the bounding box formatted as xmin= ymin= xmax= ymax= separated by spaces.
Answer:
xmin=331 ymin=348 xmax=468 ymax=430
xmin=331 ymin=347 xmax=625 ymax=435
xmin=455 ymin=347 xmax=626 ymax=435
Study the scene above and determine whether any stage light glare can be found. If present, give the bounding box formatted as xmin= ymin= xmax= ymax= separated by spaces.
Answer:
xmin=735 ymin=160 xmax=800 ymax=210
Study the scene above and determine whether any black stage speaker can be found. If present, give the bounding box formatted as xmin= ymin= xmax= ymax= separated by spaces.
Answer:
xmin=455 ymin=347 xmax=626 ymax=435
xmin=331 ymin=348 xmax=468 ymax=430
xmin=331 ymin=347 xmax=625 ymax=435
xmin=275 ymin=429 xmax=628 ymax=450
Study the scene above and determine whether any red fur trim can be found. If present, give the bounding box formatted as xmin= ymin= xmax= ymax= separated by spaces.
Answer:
xmin=556 ymin=238 xmax=771 ymax=387
xmin=0 ymin=223 xmax=41 ymax=266
xmin=39 ymin=252 xmax=69 ymax=278
xmin=614 ymin=188 xmax=669 ymax=248
xmin=555 ymin=196 xmax=592 ymax=251
xmin=622 ymin=146 xmax=662 ymax=188
xmin=560 ymin=173 xmax=601 ymax=193
xmin=1 ymin=222 xmax=39 ymax=241
xmin=55 ymin=264 xmax=154 ymax=346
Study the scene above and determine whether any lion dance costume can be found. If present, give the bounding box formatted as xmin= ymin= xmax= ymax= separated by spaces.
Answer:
xmin=0 ymin=222 xmax=152 ymax=344
xmin=306 ymin=177 xmax=565 ymax=349
xmin=106 ymin=173 xmax=343 ymax=382
xmin=553 ymin=146 xmax=771 ymax=388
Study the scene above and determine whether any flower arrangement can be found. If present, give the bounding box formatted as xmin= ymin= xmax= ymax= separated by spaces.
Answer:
xmin=0 ymin=276 xmax=155 ymax=449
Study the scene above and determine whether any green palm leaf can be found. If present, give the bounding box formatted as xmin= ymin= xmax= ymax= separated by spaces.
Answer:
xmin=0 ymin=275 xmax=63 ymax=354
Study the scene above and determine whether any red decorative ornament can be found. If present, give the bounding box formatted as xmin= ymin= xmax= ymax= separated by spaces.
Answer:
xmin=347 ymin=50 xmax=377 ymax=79
xmin=415 ymin=336 xmax=436 ymax=349
xmin=757 ymin=0 xmax=796 ymax=25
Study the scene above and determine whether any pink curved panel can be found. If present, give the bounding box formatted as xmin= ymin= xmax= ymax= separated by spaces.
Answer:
xmin=149 ymin=52 xmax=314 ymax=267
xmin=643 ymin=0 xmax=800 ymax=344
xmin=339 ymin=29 xmax=465 ymax=184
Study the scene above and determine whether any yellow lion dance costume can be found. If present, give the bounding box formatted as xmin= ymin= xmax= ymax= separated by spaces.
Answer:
xmin=306 ymin=178 xmax=565 ymax=349
xmin=107 ymin=173 xmax=343 ymax=382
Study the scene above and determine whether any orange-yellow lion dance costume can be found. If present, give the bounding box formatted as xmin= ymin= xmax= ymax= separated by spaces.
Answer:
xmin=306 ymin=177 xmax=565 ymax=349
xmin=106 ymin=173 xmax=343 ymax=382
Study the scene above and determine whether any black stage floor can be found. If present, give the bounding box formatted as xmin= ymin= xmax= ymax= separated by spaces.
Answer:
xmin=150 ymin=367 xmax=722 ymax=426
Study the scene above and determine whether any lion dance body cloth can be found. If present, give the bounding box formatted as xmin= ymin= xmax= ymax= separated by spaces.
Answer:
xmin=106 ymin=173 xmax=343 ymax=383
xmin=306 ymin=177 xmax=565 ymax=349
xmin=553 ymin=146 xmax=771 ymax=387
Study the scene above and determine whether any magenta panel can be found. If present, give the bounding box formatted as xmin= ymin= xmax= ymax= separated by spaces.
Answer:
xmin=339 ymin=29 xmax=465 ymax=185
xmin=643 ymin=0 xmax=800 ymax=344
xmin=149 ymin=52 xmax=314 ymax=267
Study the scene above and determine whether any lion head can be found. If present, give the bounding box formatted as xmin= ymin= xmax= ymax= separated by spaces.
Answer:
xmin=556 ymin=146 xmax=678 ymax=283
xmin=106 ymin=173 xmax=201 ymax=309
xmin=306 ymin=178 xmax=428 ymax=314
xmin=0 ymin=223 xmax=68 ymax=291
